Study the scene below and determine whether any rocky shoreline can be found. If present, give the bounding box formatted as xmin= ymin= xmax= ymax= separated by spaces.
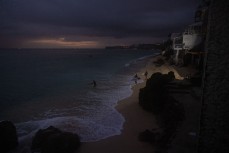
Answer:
xmin=0 ymin=121 xmax=81 ymax=153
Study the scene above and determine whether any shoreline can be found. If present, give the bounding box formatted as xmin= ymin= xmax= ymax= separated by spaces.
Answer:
xmin=79 ymin=55 xmax=184 ymax=153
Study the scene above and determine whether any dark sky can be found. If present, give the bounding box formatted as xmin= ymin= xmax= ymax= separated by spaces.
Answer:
xmin=0 ymin=0 xmax=199 ymax=48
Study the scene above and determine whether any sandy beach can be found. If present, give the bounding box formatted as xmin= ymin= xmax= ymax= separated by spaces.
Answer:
xmin=78 ymin=55 xmax=189 ymax=153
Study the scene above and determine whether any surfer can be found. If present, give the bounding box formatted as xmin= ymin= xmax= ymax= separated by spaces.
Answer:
xmin=88 ymin=80 xmax=97 ymax=87
xmin=92 ymin=80 xmax=97 ymax=87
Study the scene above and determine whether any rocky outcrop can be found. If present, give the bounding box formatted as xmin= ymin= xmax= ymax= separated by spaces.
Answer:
xmin=0 ymin=120 xmax=18 ymax=153
xmin=139 ymin=71 xmax=175 ymax=113
xmin=31 ymin=126 xmax=81 ymax=153
xmin=138 ymin=129 xmax=161 ymax=143
xmin=139 ymin=71 xmax=185 ymax=152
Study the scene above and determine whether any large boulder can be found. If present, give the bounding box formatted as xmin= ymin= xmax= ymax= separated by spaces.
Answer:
xmin=31 ymin=126 xmax=81 ymax=153
xmin=138 ymin=129 xmax=158 ymax=143
xmin=0 ymin=121 xmax=18 ymax=153
xmin=139 ymin=71 xmax=175 ymax=113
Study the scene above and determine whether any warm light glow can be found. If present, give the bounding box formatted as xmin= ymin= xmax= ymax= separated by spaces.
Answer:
xmin=27 ymin=38 xmax=100 ymax=48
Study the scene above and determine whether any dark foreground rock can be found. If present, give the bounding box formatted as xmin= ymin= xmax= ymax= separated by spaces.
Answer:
xmin=0 ymin=120 xmax=18 ymax=153
xmin=138 ymin=129 xmax=160 ymax=143
xmin=139 ymin=72 xmax=185 ymax=152
xmin=31 ymin=126 xmax=81 ymax=153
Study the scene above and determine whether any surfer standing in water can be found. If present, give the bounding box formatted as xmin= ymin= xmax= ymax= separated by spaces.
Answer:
xmin=88 ymin=80 xmax=97 ymax=88
xmin=92 ymin=80 xmax=97 ymax=87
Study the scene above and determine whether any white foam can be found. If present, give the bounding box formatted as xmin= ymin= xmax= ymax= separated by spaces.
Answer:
xmin=15 ymin=75 xmax=132 ymax=144
xmin=125 ymin=63 xmax=130 ymax=67
xmin=136 ymin=53 xmax=159 ymax=61
xmin=16 ymin=113 xmax=125 ymax=143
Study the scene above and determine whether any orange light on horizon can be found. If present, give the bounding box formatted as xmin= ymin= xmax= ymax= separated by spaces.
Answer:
xmin=27 ymin=38 xmax=100 ymax=48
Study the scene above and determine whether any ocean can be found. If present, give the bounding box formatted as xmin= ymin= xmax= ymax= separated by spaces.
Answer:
xmin=0 ymin=48 xmax=159 ymax=144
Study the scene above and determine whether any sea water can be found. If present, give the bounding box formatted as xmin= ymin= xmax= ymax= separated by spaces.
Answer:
xmin=0 ymin=49 xmax=159 ymax=144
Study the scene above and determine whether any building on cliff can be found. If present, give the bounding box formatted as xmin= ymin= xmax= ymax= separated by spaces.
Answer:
xmin=170 ymin=2 xmax=209 ymax=67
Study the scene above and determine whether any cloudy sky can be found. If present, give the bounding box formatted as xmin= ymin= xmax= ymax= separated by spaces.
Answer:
xmin=0 ymin=0 xmax=199 ymax=48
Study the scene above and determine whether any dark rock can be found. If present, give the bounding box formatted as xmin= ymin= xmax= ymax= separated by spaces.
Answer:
xmin=139 ymin=71 xmax=185 ymax=152
xmin=31 ymin=126 xmax=81 ymax=153
xmin=139 ymin=71 xmax=175 ymax=113
xmin=31 ymin=126 xmax=62 ymax=152
xmin=190 ymin=76 xmax=202 ymax=87
xmin=0 ymin=120 xmax=18 ymax=153
xmin=138 ymin=129 xmax=157 ymax=143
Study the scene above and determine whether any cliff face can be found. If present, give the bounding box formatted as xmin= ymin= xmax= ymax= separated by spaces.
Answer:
xmin=198 ymin=0 xmax=229 ymax=152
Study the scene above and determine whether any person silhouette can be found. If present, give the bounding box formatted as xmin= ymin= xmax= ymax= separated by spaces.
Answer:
xmin=144 ymin=71 xmax=148 ymax=79
xmin=134 ymin=74 xmax=139 ymax=84
xmin=92 ymin=80 xmax=97 ymax=87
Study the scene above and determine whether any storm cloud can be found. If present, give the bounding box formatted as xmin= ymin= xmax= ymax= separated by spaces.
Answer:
xmin=0 ymin=0 xmax=199 ymax=48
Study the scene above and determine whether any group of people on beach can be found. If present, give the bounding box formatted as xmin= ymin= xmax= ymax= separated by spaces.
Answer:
xmin=133 ymin=70 xmax=148 ymax=84
xmin=89 ymin=70 xmax=148 ymax=88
